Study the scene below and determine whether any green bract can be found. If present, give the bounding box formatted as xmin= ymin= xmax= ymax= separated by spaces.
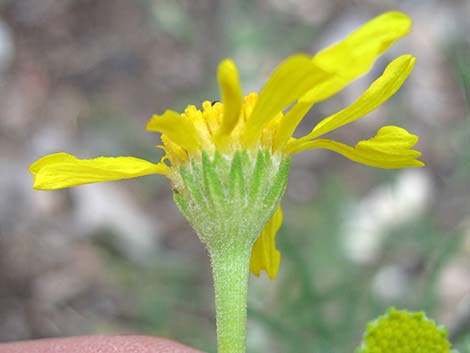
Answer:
xmin=173 ymin=150 xmax=290 ymax=251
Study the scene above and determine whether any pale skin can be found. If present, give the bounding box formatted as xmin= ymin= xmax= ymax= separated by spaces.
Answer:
xmin=0 ymin=336 xmax=204 ymax=353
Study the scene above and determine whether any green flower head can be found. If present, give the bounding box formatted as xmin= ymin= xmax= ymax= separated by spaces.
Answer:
xmin=358 ymin=308 xmax=454 ymax=353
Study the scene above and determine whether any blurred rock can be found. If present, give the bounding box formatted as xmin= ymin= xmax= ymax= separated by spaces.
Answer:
xmin=438 ymin=228 xmax=470 ymax=326
xmin=285 ymin=167 xmax=318 ymax=203
xmin=0 ymin=158 xmax=33 ymax=234
xmin=0 ymin=54 xmax=50 ymax=136
xmin=408 ymin=1 xmax=466 ymax=127
xmin=73 ymin=182 xmax=160 ymax=263
xmin=0 ymin=19 xmax=13 ymax=74
xmin=0 ymin=300 xmax=31 ymax=340
xmin=33 ymin=243 xmax=102 ymax=305
xmin=372 ymin=265 xmax=410 ymax=301
xmin=343 ymin=170 xmax=433 ymax=264
xmin=266 ymin=0 xmax=333 ymax=25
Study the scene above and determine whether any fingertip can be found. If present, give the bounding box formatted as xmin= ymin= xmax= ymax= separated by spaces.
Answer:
xmin=0 ymin=335 xmax=205 ymax=353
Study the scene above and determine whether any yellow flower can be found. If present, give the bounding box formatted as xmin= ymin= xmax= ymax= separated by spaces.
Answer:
xmin=30 ymin=12 xmax=423 ymax=280
xmin=358 ymin=308 xmax=453 ymax=353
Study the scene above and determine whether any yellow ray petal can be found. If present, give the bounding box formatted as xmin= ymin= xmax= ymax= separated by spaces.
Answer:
xmin=274 ymin=99 xmax=316 ymax=152
xmin=30 ymin=152 xmax=170 ymax=190
xmin=287 ymin=126 xmax=424 ymax=168
xmin=217 ymin=59 xmax=243 ymax=136
xmin=250 ymin=206 xmax=283 ymax=280
xmin=243 ymin=55 xmax=329 ymax=146
xmin=302 ymin=11 xmax=412 ymax=103
xmin=299 ymin=55 xmax=415 ymax=142
xmin=146 ymin=110 xmax=200 ymax=152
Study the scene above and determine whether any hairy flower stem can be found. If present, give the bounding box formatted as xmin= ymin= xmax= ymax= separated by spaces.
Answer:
xmin=210 ymin=244 xmax=251 ymax=353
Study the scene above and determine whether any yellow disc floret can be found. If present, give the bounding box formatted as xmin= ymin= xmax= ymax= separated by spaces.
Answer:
xmin=147 ymin=92 xmax=284 ymax=171
xmin=358 ymin=308 xmax=453 ymax=353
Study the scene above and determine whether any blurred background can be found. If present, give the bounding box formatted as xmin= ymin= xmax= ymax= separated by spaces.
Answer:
xmin=0 ymin=0 xmax=469 ymax=352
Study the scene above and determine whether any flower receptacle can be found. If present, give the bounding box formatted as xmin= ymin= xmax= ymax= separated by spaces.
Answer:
xmin=173 ymin=150 xmax=290 ymax=253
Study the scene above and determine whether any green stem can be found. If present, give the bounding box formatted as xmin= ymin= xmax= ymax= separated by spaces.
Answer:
xmin=210 ymin=243 xmax=251 ymax=353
